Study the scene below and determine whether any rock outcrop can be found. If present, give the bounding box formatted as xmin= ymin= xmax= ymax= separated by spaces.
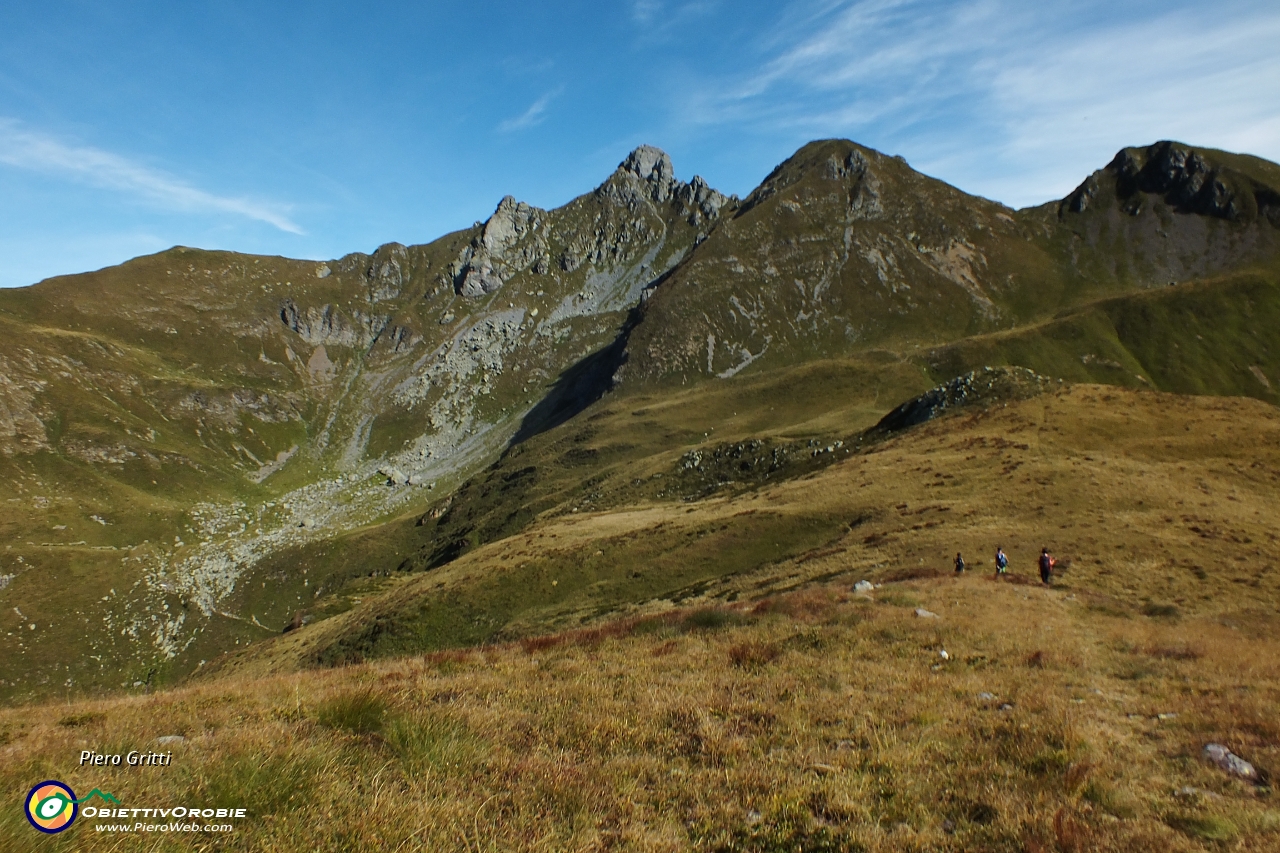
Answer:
xmin=449 ymin=147 xmax=732 ymax=299
xmin=871 ymin=367 xmax=1057 ymax=434
xmin=366 ymin=243 xmax=408 ymax=302
xmin=599 ymin=145 xmax=732 ymax=224
xmin=279 ymin=300 xmax=390 ymax=348
xmin=452 ymin=197 xmax=549 ymax=297
xmin=1064 ymin=140 xmax=1280 ymax=226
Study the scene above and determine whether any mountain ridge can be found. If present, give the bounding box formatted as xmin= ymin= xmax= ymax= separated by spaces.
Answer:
xmin=0 ymin=137 xmax=1278 ymax=701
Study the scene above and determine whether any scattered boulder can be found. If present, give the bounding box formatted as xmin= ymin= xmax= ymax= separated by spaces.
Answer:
xmin=853 ymin=580 xmax=874 ymax=593
xmin=1203 ymin=743 xmax=1259 ymax=782
xmin=915 ymin=608 xmax=939 ymax=619
xmin=1174 ymin=786 xmax=1222 ymax=801
xmin=378 ymin=466 xmax=409 ymax=486
xmin=155 ymin=735 xmax=185 ymax=745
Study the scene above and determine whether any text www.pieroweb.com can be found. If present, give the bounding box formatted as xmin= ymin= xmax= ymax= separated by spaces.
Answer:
xmin=84 ymin=806 xmax=243 ymax=833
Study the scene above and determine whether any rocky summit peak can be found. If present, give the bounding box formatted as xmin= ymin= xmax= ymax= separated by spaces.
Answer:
xmin=621 ymin=145 xmax=673 ymax=182
xmin=612 ymin=145 xmax=678 ymax=203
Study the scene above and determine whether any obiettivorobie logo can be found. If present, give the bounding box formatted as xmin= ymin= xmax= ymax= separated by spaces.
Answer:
xmin=24 ymin=781 xmax=119 ymax=834
xmin=25 ymin=782 xmax=245 ymax=835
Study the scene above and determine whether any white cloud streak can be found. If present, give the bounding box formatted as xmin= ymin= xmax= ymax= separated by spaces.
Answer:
xmin=0 ymin=120 xmax=304 ymax=234
xmin=498 ymin=88 xmax=563 ymax=133
xmin=632 ymin=0 xmax=663 ymax=24
xmin=676 ymin=0 xmax=1280 ymax=206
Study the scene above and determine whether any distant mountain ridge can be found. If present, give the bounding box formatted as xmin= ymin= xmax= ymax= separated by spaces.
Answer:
xmin=619 ymin=139 xmax=1280 ymax=387
xmin=0 ymin=138 xmax=1277 ymax=701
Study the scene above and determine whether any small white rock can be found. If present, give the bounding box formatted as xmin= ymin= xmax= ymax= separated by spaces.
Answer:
xmin=1203 ymin=743 xmax=1258 ymax=781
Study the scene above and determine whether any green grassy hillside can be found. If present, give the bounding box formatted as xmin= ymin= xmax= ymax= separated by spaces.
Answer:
xmin=620 ymin=140 xmax=1280 ymax=388
xmin=203 ymin=381 xmax=1280 ymax=676
xmin=924 ymin=265 xmax=1280 ymax=405
xmin=4 ymin=384 xmax=1273 ymax=851
xmin=0 ymin=148 xmax=735 ymax=700
xmin=1 ymin=139 xmax=1278 ymax=702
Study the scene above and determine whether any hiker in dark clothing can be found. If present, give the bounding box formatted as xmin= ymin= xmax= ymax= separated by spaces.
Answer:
xmin=995 ymin=546 xmax=1008 ymax=575
xmin=1039 ymin=547 xmax=1054 ymax=585
xmin=954 ymin=552 xmax=965 ymax=574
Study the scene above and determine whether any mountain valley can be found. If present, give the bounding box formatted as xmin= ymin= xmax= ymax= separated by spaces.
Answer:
xmin=0 ymin=136 xmax=1277 ymax=705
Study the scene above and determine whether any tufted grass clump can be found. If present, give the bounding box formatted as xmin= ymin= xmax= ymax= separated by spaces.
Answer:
xmin=315 ymin=689 xmax=386 ymax=736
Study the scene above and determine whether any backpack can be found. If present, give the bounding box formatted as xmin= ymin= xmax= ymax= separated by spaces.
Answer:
xmin=996 ymin=552 xmax=1008 ymax=569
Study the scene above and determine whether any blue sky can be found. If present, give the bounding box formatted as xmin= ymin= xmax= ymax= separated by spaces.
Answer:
xmin=1 ymin=0 xmax=1278 ymax=288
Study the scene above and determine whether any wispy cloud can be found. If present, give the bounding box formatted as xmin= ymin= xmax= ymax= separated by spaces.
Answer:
xmin=632 ymin=0 xmax=663 ymax=24
xmin=672 ymin=0 xmax=1280 ymax=206
xmin=498 ymin=88 xmax=564 ymax=133
xmin=0 ymin=119 xmax=304 ymax=234
xmin=630 ymin=0 xmax=720 ymax=39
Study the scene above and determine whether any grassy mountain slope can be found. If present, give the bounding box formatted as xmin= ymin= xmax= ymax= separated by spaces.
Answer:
xmin=251 ymin=261 xmax=1277 ymax=625
xmin=209 ymin=382 xmax=1280 ymax=676
xmin=0 ymin=149 xmax=734 ymax=700
xmin=3 ymin=384 xmax=1277 ymax=851
xmin=1 ymin=139 xmax=1278 ymax=702
xmin=925 ymin=264 xmax=1280 ymax=404
xmin=620 ymin=140 xmax=1280 ymax=387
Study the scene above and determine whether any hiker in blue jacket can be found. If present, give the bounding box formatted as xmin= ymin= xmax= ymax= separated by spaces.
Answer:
xmin=995 ymin=546 xmax=1008 ymax=575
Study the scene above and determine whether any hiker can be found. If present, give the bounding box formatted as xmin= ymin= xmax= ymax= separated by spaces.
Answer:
xmin=954 ymin=552 xmax=965 ymax=573
xmin=995 ymin=546 xmax=1008 ymax=575
xmin=1039 ymin=547 xmax=1055 ymax=585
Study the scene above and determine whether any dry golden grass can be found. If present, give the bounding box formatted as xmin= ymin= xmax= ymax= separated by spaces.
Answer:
xmin=3 ymin=580 xmax=1277 ymax=851
xmin=3 ymin=385 xmax=1278 ymax=851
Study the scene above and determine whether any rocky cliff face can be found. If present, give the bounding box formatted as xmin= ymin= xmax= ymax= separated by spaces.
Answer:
xmin=1067 ymin=141 xmax=1280 ymax=225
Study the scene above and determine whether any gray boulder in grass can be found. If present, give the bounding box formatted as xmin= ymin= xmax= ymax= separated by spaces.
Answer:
xmin=1203 ymin=743 xmax=1258 ymax=782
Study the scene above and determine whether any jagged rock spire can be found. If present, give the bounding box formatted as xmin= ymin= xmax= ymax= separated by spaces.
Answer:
xmin=618 ymin=145 xmax=678 ymax=203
